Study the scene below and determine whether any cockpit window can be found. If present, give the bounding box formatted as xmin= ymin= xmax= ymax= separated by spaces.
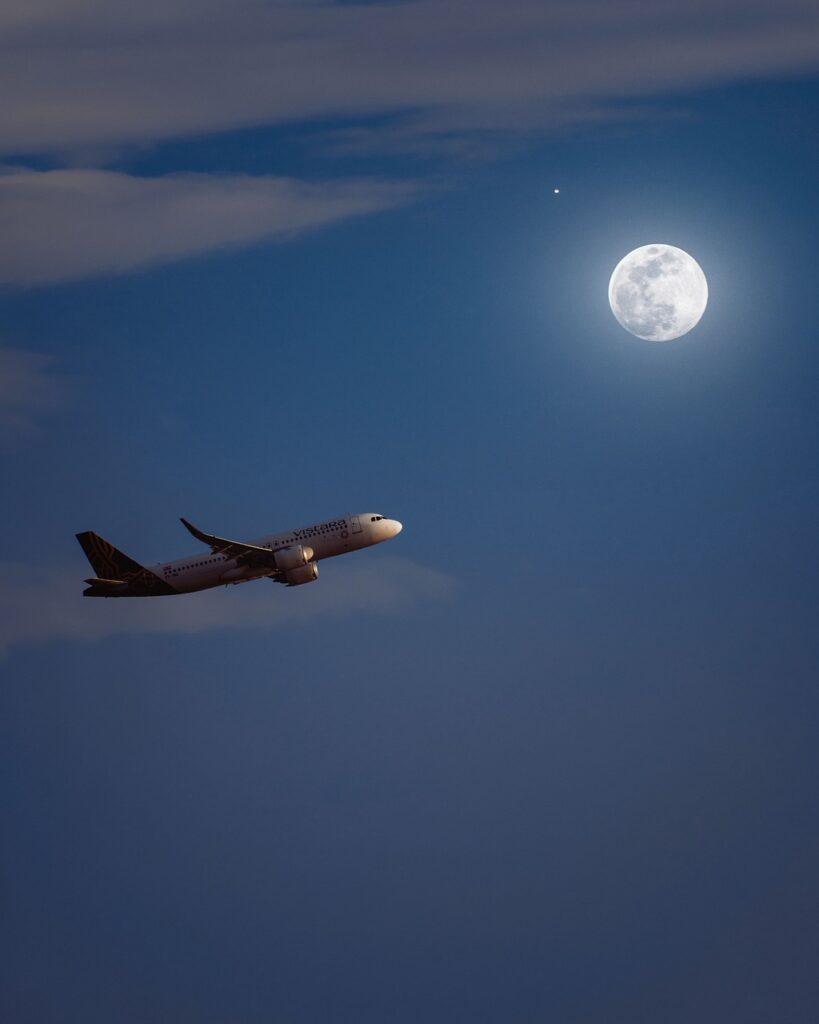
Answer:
xmin=370 ymin=515 xmax=385 ymax=522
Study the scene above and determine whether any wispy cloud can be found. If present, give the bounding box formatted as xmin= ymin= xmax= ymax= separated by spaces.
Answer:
xmin=0 ymin=167 xmax=415 ymax=286
xmin=0 ymin=347 xmax=65 ymax=440
xmin=0 ymin=556 xmax=456 ymax=658
xmin=0 ymin=1 xmax=816 ymax=158
xmin=1 ymin=3 xmax=815 ymax=284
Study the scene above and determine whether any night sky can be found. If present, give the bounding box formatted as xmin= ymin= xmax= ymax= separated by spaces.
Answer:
xmin=2 ymin=3 xmax=818 ymax=1022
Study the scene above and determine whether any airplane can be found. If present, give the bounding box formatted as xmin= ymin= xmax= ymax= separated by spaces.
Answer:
xmin=76 ymin=512 xmax=402 ymax=597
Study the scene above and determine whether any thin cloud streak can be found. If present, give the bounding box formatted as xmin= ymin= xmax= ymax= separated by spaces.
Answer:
xmin=0 ymin=347 xmax=65 ymax=440
xmin=0 ymin=0 xmax=817 ymax=157
xmin=0 ymin=556 xmax=456 ymax=658
xmin=0 ymin=167 xmax=416 ymax=286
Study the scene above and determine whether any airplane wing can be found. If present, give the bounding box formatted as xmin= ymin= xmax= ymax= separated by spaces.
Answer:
xmin=180 ymin=517 xmax=274 ymax=564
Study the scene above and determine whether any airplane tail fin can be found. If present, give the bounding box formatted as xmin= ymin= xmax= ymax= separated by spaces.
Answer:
xmin=75 ymin=531 xmax=145 ymax=580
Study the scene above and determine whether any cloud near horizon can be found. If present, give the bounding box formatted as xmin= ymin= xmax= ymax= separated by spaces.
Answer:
xmin=0 ymin=0 xmax=817 ymax=159
xmin=0 ymin=167 xmax=415 ymax=286
xmin=0 ymin=555 xmax=456 ymax=658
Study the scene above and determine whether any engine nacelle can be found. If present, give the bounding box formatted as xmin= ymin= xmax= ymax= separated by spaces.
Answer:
xmin=274 ymin=544 xmax=314 ymax=572
xmin=285 ymin=562 xmax=318 ymax=586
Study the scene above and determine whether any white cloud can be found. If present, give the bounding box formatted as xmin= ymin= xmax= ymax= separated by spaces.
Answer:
xmin=0 ymin=167 xmax=415 ymax=286
xmin=0 ymin=1 xmax=816 ymax=158
xmin=1 ymin=3 xmax=814 ymax=284
xmin=0 ymin=555 xmax=456 ymax=658
xmin=0 ymin=347 xmax=65 ymax=439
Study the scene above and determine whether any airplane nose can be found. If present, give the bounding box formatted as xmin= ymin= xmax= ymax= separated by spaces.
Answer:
xmin=390 ymin=519 xmax=403 ymax=537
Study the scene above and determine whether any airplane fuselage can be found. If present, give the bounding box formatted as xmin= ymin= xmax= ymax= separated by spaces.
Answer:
xmin=161 ymin=513 xmax=398 ymax=594
xmin=77 ymin=512 xmax=402 ymax=597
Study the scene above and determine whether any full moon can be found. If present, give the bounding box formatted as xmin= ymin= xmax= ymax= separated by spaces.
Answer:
xmin=608 ymin=244 xmax=708 ymax=342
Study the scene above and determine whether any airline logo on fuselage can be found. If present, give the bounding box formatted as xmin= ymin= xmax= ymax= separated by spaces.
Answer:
xmin=292 ymin=518 xmax=346 ymax=540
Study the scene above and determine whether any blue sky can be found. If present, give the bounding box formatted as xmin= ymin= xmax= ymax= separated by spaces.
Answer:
xmin=2 ymin=3 xmax=818 ymax=1022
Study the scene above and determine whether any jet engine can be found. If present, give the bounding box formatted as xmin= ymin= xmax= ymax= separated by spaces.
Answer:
xmin=285 ymin=562 xmax=319 ymax=586
xmin=274 ymin=544 xmax=314 ymax=572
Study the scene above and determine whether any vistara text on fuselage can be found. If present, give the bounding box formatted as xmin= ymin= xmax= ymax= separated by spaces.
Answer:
xmin=76 ymin=512 xmax=403 ymax=598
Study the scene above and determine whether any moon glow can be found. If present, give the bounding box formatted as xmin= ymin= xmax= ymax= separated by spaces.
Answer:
xmin=608 ymin=244 xmax=708 ymax=342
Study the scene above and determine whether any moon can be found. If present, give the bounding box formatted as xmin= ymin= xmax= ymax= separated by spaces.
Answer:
xmin=608 ymin=244 xmax=708 ymax=341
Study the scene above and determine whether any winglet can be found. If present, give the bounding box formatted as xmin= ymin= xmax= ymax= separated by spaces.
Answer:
xmin=178 ymin=517 xmax=271 ymax=559
xmin=180 ymin=517 xmax=209 ymax=544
